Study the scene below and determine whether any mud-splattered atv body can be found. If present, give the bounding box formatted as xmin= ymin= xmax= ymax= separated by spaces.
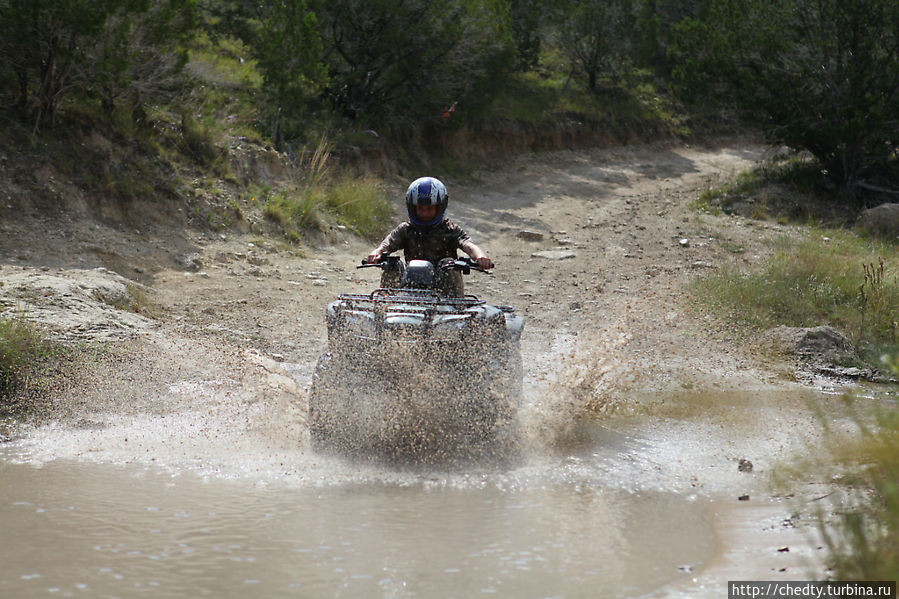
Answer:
xmin=309 ymin=256 xmax=524 ymax=462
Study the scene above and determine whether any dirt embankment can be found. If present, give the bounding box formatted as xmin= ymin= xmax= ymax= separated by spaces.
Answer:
xmin=0 ymin=138 xmax=805 ymax=425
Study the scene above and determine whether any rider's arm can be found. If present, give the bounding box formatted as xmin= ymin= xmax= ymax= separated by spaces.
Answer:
xmin=460 ymin=239 xmax=494 ymax=269
xmin=367 ymin=224 xmax=407 ymax=263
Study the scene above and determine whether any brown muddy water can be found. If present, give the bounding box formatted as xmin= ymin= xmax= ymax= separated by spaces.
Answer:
xmin=0 ymin=367 xmax=852 ymax=598
xmin=0 ymin=454 xmax=715 ymax=598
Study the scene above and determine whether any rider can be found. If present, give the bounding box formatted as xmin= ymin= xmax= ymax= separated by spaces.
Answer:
xmin=366 ymin=176 xmax=493 ymax=295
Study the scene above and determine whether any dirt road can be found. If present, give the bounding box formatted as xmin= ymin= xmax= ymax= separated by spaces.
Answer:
xmin=1 ymin=138 xmax=806 ymax=427
xmin=149 ymin=138 xmax=795 ymax=401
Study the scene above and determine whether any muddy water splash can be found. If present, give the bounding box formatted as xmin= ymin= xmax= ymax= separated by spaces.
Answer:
xmin=0 ymin=330 xmax=732 ymax=598
xmin=519 ymin=321 xmax=635 ymax=451
xmin=0 ymin=316 xmax=843 ymax=598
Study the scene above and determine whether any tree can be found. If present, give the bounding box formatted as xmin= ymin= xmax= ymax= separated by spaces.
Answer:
xmin=0 ymin=0 xmax=197 ymax=132
xmin=671 ymin=0 xmax=899 ymax=201
xmin=313 ymin=0 xmax=514 ymax=130
xmin=208 ymin=0 xmax=327 ymax=147
xmin=0 ymin=0 xmax=138 ymax=130
xmin=634 ymin=0 xmax=709 ymax=74
xmin=510 ymin=0 xmax=543 ymax=72
xmin=556 ymin=0 xmax=637 ymax=94
xmin=91 ymin=0 xmax=197 ymax=116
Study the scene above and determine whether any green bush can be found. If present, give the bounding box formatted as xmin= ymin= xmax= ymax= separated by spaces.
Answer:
xmin=264 ymin=177 xmax=391 ymax=243
xmin=326 ymin=177 xmax=393 ymax=240
xmin=0 ymin=316 xmax=61 ymax=408
xmin=671 ymin=0 xmax=899 ymax=200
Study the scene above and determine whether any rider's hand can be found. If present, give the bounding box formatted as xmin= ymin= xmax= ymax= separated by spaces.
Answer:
xmin=366 ymin=251 xmax=382 ymax=264
xmin=476 ymin=257 xmax=493 ymax=270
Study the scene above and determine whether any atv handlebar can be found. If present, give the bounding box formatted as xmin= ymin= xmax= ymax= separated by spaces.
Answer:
xmin=358 ymin=255 xmax=492 ymax=274
xmin=357 ymin=255 xmax=403 ymax=270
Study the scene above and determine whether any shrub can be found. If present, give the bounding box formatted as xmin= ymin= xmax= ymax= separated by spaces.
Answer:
xmin=817 ymin=404 xmax=899 ymax=581
xmin=0 ymin=316 xmax=62 ymax=411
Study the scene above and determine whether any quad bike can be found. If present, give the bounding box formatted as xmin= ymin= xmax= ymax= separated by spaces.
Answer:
xmin=308 ymin=255 xmax=524 ymax=463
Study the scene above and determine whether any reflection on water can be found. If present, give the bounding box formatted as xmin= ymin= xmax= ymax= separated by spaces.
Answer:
xmin=0 ymin=455 xmax=714 ymax=598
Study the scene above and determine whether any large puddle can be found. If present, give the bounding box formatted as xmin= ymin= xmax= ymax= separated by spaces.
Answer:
xmin=0 ymin=453 xmax=715 ymax=598
xmin=0 ymin=352 xmax=849 ymax=598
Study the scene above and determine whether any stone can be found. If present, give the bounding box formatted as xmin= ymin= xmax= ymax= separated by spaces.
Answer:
xmin=176 ymin=252 xmax=203 ymax=271
xmin=517 ymin=230 xmax=545 ymax=241
xmin=531 ymin=249 xmax=576 ymax=260
xmin=762 ymin=325 xmax=856 ymax=361
xmin=857 ymin=202 xmax=899 ymax=238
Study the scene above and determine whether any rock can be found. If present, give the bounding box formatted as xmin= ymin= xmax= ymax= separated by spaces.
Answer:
xmin=761 ymin=325 xmax=856 ymax=362
xmin=531 ymin=249 xmax=576 ymax=260
xmin=738 ymin=458 xmax=753 ymax=473
xmin=517 ymin=230 xmax=545 ymax=241
xmin=857 ymin=202 xmax=899 ymax=238
xmin=815 ymin=365 xmax=879 ymax=381
xmin=679 ymin=238 xmax=690 ymax=247
xmin=0 ymin=266 xmax=154 ymax=341
xmin=246 ymin=253 xmax=270 ymax=266
xmin=176 ymin=252 xmax=203 ymax=271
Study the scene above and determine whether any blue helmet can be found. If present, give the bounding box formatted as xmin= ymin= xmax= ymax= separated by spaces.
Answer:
xmin=406 ymin=176 xmax=448 ymax=230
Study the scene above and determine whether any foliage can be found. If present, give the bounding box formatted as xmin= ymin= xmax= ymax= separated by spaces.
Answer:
xmin=92 ymin=0 xmax=197 ymax=115
xmin=313 ymin=0 xmax=515 ymax=131
xmin=693 ymin=231 xmax=898 ymax=364
xmin=692 ymin=154 xmax=854 ymax=225
xmin=509 ymin=0 xmax=545 ymax=72
xmin=815 ymin=401 xmax=899 ymax=582
xmin=262 ymin=136 xmax=391 ymax=241
xmin=263 ymin=178 xmax=391 ymax=242
xmin=634 ymin=0 xmax=709 ymax=74
xmin=0 ymin=0 xmax=196 ymax=132
xmin=554 ymin=0 xmax=638 ymax=93
xmin=206 ymin=0 xmax=327 ymax=148
xmin=670 ymin=0 xmax=899 ymax=201
xmin=327 ymin=177 xmax=393 ymax=240
xmin=0 ymin=316 xmax=62 ymax=407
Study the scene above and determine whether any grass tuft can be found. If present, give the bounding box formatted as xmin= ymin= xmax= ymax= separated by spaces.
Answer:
xmin=0 ymin=316 xmax=65 ymax=412
xmin=262 ymin=135 xmax=392 ymax=242
xmin=816 ymin=388 xmax=899 ymax=581
xmin=692 ymin=230 xmax=898 ymax=365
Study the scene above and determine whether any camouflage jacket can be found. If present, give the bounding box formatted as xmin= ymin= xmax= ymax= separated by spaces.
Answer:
xmin=376 ymin=219 xmax=471 ymax=264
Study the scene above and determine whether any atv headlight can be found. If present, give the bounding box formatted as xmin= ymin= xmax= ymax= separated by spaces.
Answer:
xmin=341 ymin=310 xmax=378 ymax=340
xmin=430 ymin=314 xmax=469 ymax=341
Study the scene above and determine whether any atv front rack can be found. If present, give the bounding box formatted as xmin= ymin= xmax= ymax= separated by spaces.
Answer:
xmin=338 ymin=288 xmax=485 ymax=308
